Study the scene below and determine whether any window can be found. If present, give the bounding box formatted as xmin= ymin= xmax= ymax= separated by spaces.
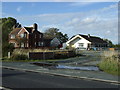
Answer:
xmin=35 ymin=35 xmax=37 ymax=38
xmin=21 ymin=43 xmax=24 ymax=47
xmin=78 ymin=43 xmax=84 ymax=47
xmin=40 ymin=35 xmax=42 ymax=38
xmin=11 ymin=43 xmax=16 ymax=47
xmin=24 ymin=32 xmax=27 ymax=38
xmin=11 ymin=35 xmax=15 ymax=39
xmin=38 ymin=42 xmax=43 ymax=46
xmin=41 ymin=42 xmax=43 ymax=46
xmin=20 ymin=34 xmax=24 ymax=38
xmin=35 ymin=42 xmax=36 ymax=46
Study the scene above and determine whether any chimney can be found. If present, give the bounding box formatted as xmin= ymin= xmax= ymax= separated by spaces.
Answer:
xmin=88 ymin=34 xmax=90 ymax=38
xmin=33 ymin=23 xmax=38 ymax=31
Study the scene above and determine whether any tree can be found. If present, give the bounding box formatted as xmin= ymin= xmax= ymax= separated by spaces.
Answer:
xmin=44 ymin=28 xmax=58 ymax=38
xmin=1 ymin=17 xmax=17 ymax=57
xmin=44 ymin=28 xmax=69 ymax=43
xmin=104 ymin=39 xmax=113 ymax=47
xmin=112 ymin=44 xmax=120 ymax=49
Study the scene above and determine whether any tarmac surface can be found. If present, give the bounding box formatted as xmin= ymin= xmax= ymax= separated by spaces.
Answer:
xmin=2 ymin=51 xmax=120 ymax=85
xmin=2 ymin=61 xmax=120 ymax=84
xmin=2 ymin=68 xmax=119 ymax=88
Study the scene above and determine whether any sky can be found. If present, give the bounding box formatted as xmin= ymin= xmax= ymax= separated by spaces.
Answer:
xmin=2 ymin=1 xmax=118 ymax=44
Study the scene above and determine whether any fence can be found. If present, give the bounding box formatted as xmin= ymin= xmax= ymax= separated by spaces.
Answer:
xmin=28 ymin=51 xmax=75 ymax=60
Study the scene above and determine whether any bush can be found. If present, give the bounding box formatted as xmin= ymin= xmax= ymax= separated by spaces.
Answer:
xmin=11 ymin=54 xmax=28 ymax=60
xmin=99 ymin=51 xmax=120 ymax=75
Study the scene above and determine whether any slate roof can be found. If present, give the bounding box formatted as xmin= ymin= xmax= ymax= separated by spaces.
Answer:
xmin=24 ymin=27 xmax=33 ymax=33
xmin=32 ymin=29 xmax=43 ymax=34
xmin=70 ymin=34 xmax=107 ymax=44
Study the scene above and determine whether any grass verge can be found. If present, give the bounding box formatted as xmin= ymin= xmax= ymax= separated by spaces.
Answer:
xmin=98 ymin=51 xmax=120 ymax=76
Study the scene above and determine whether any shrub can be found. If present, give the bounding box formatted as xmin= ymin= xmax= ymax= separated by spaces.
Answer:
xmin=11 ymin=54 xmax=28 ymax=60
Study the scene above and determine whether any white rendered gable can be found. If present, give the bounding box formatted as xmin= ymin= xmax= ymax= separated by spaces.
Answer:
xmin=74 ymin=37 xmax=91 ymax=49
xmin=66 ymin=35 xmax=91 ymax=49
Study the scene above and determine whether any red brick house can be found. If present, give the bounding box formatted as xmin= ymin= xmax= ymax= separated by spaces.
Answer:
xmin=9 ymin=23 xmax=52 ymax=48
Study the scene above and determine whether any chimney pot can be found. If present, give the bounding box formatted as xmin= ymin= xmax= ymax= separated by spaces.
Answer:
xmin=88 ymin=34 xmax=90 ymax=38
xmin=33 ymin=23 xmax=38 ymax=31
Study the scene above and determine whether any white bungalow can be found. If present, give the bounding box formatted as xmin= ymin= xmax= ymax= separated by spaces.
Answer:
xmin=66 ymin=34 xmax=108 ymax=50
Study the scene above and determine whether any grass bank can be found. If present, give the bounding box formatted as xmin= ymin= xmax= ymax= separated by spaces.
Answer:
xmin=98 ymin=51 xmax=120 ymax=76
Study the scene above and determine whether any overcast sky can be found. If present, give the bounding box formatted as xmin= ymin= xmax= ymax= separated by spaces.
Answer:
xmin=2 ymin=1 xmax=118 ymax=44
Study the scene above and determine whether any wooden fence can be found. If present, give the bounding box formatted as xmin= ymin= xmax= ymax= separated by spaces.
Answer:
xmin=28 ymin=51 xmax=75 ymax=60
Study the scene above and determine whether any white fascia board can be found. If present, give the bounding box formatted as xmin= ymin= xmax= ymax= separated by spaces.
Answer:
xmin=18 ymin=27 xmax=29 ymax=35
xmin=66 ymin=34 xmax=92 ymax=44
xmin=66 ymin=35 xmax=80 ymax=44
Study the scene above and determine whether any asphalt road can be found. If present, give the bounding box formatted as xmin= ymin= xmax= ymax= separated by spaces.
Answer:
xmin=2 ymin=68 xmax=119 ymax=89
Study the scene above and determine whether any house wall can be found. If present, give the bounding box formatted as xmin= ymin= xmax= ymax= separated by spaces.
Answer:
xmin=9 ymin=28 xmax=30 ymax=48
xmin=31 ymin=31 xmax=43 ymax=48
xmin=50 ymin=38 xmax=61 ymax=47
xmin=66 ymin=36 xmax=91 ymax=49
xmin=17 ymin=28 xmax=29 ymax=48
xmin=74 ymin=37 xmax=91 ymax=49
xmin=9 ymin=24 xmax=59 ymax=48
xmin=9 ymin=39 xmax=19 ymax=47
xmin=17 ymin=28 xmax=29 ymax=39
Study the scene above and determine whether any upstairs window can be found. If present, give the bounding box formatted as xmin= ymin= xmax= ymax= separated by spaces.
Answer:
xmin=40 ymin=35 xmax=41 ymax=38
xmin=11 ymin=35 xmax=15 ymax=39
xmin=24 ymin=32 xmax=27 ymax=38
xmin=20 ymin=34 xmax=24 ymax=38
xmin=35 ymin=34 xmax=37 ymax=38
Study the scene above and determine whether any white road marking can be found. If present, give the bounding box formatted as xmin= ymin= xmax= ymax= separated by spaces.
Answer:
xmin=0 ymin=86 xmax=11 ymax=90
xmin=110 ymin=83 xmax=120 ymax=85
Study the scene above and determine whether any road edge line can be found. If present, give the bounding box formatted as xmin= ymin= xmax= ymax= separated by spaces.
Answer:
xmin=2 ymin=66 xmax=120 ymax=84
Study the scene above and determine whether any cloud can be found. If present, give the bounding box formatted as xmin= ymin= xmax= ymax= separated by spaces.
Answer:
xmin=69 ymin=2 xmax=95 ymax=7
xmin=100 ymin=4 xmax=118 ymax=12
xmin=13 ymin=3 xmax=118 ymax=44
xmin=82 ymin=17 xmax=97 ymax=24
xmin=16 ymin=6 xmax=22 ymax=12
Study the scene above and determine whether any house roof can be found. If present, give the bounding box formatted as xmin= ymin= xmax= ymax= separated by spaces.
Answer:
xmin=43 ymin=37 xmax=62 ymax=43
xmin=10 ymin=27 xmax=32 ymax=35
xmin=10 ymin=26 xmax=43 ymax=35
xmin=24 ymin=27 xmax=33 ymax=33
xmin=33 ymin=29 xmax=43 ymax=34
xmin=70 ymin=34 xmax=107 ymax=44
xmin=9 ymin=28 xmax=22 ymax=35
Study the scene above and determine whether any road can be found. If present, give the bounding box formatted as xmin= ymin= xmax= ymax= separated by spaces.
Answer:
xmin=2 ymin=68 xmax=119 ymax=89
